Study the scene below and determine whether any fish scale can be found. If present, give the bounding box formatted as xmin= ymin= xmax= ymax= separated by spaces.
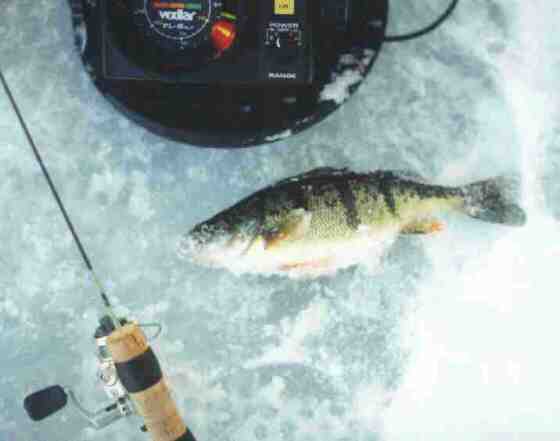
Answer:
xmin=305 ymin=187 xmax=355 ymax=241
xmin=354 ymin=183 xmax=397 ymax=227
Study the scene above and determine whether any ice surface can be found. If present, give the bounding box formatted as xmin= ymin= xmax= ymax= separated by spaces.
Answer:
xmin=0 ymin=1 xmax=559 ymax=441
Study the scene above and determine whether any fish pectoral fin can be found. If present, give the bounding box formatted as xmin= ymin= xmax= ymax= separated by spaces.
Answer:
xmin=401 ymin=218 xmax=445 ymax=235
xmin=245 ymin=235 xmax=266 ymax=256
xmin=265 ymin=209 xmax=311 ymax=249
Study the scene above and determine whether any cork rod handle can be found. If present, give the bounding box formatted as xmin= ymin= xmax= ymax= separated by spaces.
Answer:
xmin=106 ymin=323 xmax=196 ymax=441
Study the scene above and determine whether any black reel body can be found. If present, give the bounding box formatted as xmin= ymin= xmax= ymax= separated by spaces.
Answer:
xmin=70 ymin=0 xmax=388 ymax=147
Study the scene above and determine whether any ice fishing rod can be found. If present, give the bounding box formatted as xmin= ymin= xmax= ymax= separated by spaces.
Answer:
xmin=0 ymin=69 xmax=197 ymax=441
xmin=0 ymin=69 xmax=118 ymax=324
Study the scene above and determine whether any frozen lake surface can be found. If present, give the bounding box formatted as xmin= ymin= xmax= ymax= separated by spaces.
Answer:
xmin=1 ymin=1 xmax=559 ymax=440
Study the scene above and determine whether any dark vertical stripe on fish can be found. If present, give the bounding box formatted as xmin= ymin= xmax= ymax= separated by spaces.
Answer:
xmin=255 ymin=194 xmax=267 ymax=226
xmin=334 ymin=181 xmax=360 ymax=229
xmin=293 ymin=185 xmax=309 ymax=210
xmin=378 ymin=173 xmax=398 ymax=216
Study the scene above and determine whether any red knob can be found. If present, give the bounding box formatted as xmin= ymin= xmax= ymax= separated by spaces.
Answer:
xmin=211 ymin=20 xmax=237 ymax=52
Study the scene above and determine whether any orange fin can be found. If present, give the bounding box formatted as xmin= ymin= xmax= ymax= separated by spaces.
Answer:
xmin=280 ymin=257 xmax=332 ymax=272
xmin=401 ymin=218 xmax=445 ymax=235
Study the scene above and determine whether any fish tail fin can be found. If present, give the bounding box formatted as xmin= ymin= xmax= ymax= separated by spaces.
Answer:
xmin=461 ymin=176 xmax=527 ymax=226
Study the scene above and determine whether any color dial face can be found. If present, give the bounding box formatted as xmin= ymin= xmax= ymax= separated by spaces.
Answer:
xmin=136 ymin=0 xmax=223 ymax=49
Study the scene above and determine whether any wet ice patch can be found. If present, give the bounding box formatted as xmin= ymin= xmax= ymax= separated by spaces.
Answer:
xmin=245 ymin=299 xmax=330 ymax=368
xmin=256 ymin=376 xmax=286 ymax=410
xmin=0 ymin=298 xmax=19 ymax=318
xmin=129 ymin=171 xmax=156 ymax=222
xmin=88 ymin=168 xmax=127 ymax=205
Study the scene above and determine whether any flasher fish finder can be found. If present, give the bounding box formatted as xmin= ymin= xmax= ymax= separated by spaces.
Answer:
xmin=69 ymin=0 xmax=389 ymax=147
xmin=106 ymin=0 xmax=314 ymax=83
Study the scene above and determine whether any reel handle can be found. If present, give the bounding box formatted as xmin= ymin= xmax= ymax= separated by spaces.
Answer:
xmin=106 ymin=323 xmax=196 ymax=441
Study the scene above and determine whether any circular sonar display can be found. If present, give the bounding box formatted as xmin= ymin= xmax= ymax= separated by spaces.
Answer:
xmin=131 ymin=0 xmax=223 ymax=51
xmin=145 ymin=0 xmax=219 ymax=45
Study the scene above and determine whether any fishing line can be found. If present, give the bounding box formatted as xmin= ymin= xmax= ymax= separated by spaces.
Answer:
xmin=0 ymin=68 xmax=119 ymax=326
xmin=2 ymin=70 xmax=194 ymax=441
xmin=384 ymin=0 xmax=460 ymax=43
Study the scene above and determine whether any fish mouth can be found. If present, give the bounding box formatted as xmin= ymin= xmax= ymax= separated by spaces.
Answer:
xmin=177 ymin=233 xmax=203 ymax=260
xmin=178 ymin=230 xmax=255 ymax=267
xmin=180 ymin=218 xmax=261 ymax=267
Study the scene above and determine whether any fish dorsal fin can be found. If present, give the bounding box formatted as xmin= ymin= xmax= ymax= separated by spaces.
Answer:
xmin=275 ymin=167 xmax=351 ymax=185
xmin=265 ymin=208 xmax=312 ymax=249
xmin=389 ymin=169 xmax=428 ymax=183
xmin=368 ymin=169 xmax=427 ymax=183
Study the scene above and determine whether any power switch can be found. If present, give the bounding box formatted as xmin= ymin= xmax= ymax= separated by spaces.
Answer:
xmin=275 ymin=0 xmax=295 ymax=15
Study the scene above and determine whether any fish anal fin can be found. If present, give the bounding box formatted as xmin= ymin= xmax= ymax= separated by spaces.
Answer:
xmin=401 ymin=218 xmax=445 ymax=235
xmin=280 ymin=257 xmax=333 ymax=272
xmin=265 ymin=209 xmax=311 ymax=249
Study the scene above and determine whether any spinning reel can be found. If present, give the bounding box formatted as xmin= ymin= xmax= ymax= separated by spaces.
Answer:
xmin=24 ymin=316 xmax=195 ymax=441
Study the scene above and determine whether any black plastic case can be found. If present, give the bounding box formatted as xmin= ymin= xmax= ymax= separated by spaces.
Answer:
xmin=69 ymin=0 xmax=389 ymax=148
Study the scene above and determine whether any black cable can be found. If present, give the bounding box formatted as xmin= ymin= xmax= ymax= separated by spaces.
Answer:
xmin=0 ymin=68 xmax=112 ymax=309
xmin=384 ymin=0 xmax=459 ymax=43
